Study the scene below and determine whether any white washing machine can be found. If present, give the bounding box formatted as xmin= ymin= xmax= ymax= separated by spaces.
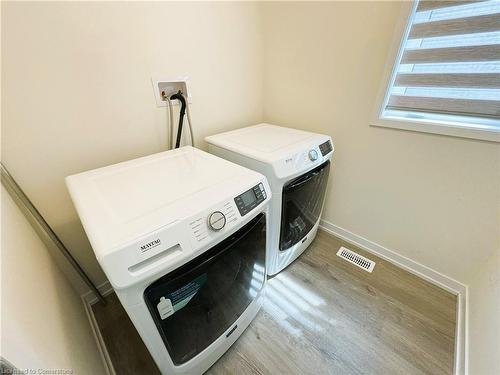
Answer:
xmin=206 ymin=124 xmax=334 ymax=275
xmin=66 ymin=146 xmax=271 ymax=374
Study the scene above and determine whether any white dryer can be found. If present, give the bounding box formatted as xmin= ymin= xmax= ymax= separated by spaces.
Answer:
xmin=66 ymin=146 xmax=271 ymax=374
xmin=206 ymin=124 xmax=334 ymax=275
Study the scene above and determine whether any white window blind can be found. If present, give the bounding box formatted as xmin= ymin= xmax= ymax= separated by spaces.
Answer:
xmin=382 ymin=0 xmax=500 ymax=131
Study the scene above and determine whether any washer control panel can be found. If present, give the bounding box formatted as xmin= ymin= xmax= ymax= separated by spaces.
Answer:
xmin=188 ymin=184 xmax=263 ymax=245
xmin=208 ymin=211 xmax=226 ymax=231
xmin=234 ymin=183 xmax=267 ymax=216
xmin=189 ymin=202 xmax=236 ymax=242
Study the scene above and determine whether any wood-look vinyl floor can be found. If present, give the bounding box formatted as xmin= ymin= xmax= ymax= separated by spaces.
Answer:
xmin=92 ymin=230 xmax=457 ymax=375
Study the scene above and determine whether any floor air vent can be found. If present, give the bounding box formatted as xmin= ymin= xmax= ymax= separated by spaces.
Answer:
xmin=336 ymin=247 xmax=375 ymax=273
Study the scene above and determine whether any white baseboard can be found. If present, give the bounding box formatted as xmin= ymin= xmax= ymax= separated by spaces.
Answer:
xmin=81 ymin=281 xmax=115 ymax=375
xmin=457 ymin=288 xmax=468 ymax=375
xmin=319 ymin=220 xmax=466 ymax=294
xmin=82 ymin=280 xmax=114 ymax=305
xmin=319 ymin=219 xmax=467 ymax=375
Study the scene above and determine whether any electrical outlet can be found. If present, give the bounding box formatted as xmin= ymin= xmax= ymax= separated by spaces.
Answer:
xmin=151 ymin=77 xmax=191 ymax=107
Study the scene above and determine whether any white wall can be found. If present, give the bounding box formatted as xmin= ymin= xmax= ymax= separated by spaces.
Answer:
xmin=1 ymin=186 xmax=105 ymax=374
xmin=261 ymin=1 xmax=500 ymax=285
xmin=1 ymin=1 xmax=264 ymax=287
xmin=467 ymin=249 xmax=500 ymax=375
xmin=261 ymin=2 xmax=500 ymax=373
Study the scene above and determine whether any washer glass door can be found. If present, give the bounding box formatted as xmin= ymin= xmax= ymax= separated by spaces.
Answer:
xmin=144 ymin=213 xmax=266 ymax=365
xmin=280 ymin=161 xmax=330 ymax=251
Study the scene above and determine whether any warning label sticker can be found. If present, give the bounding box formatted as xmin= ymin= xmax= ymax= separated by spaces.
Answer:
xmin=157 ymin=273 xmax=207 ymax=319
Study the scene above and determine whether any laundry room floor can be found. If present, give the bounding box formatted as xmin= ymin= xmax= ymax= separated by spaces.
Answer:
xmin=91 ymin=230 xmax=457 ymax=375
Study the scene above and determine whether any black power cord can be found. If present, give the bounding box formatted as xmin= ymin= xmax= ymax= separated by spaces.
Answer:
xmin=170 ymin=90 xmax=187 ymax=149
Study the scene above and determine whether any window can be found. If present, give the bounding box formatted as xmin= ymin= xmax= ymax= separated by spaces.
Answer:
xmin=374 ymin=1 xmax=500 ymax=142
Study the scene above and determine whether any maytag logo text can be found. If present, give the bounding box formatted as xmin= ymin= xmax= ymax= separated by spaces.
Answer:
xmin=140 ymin=239 xmax=161 ymax=252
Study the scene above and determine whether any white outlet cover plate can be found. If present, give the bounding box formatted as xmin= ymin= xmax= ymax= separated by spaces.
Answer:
xmin=151 ymin=76 xmax=192 ymax=107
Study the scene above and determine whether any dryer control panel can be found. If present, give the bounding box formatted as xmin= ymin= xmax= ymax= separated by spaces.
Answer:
xmin=319 ymin=140 xmax=333 ymax=156
xmin=270 ymin=138 xmax=334 ymax=180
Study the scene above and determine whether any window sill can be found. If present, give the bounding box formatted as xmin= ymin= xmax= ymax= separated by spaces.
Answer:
xmin=371 ymin=116 xmax=500 ymax=143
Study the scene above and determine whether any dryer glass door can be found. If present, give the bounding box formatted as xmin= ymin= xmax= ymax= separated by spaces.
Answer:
xmin=144 ymin=213 xmax=266 ymax=365
xmin=280 ymin=161 xmax=330 ymax=251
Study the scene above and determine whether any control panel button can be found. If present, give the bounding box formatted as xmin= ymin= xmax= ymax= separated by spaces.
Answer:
xmin=308 ymin=149 xmax=319 ymax=161
xmin=208 ymin=211 xmax=226 ymax=231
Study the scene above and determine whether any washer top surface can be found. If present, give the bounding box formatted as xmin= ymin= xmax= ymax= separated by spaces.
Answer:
xmin=66 ymin=146 xmax=263 ymax=257
xmin=205 ymin=123 xmax=329 ymax=163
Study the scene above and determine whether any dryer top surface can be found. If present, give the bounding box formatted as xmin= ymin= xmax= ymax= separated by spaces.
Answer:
xmin=205 ymin=123 xmax=330 ymax=163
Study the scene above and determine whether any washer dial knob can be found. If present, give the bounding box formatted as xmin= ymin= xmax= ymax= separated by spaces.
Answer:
xmin=308 ymin=149 xmax=319 ymax=161
xmin=208 ymin=211 xmax=226 ymax=231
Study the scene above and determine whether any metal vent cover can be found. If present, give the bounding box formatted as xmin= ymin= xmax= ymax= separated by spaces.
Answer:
xmin=336 ymin=247 xmax=375 ymax=273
